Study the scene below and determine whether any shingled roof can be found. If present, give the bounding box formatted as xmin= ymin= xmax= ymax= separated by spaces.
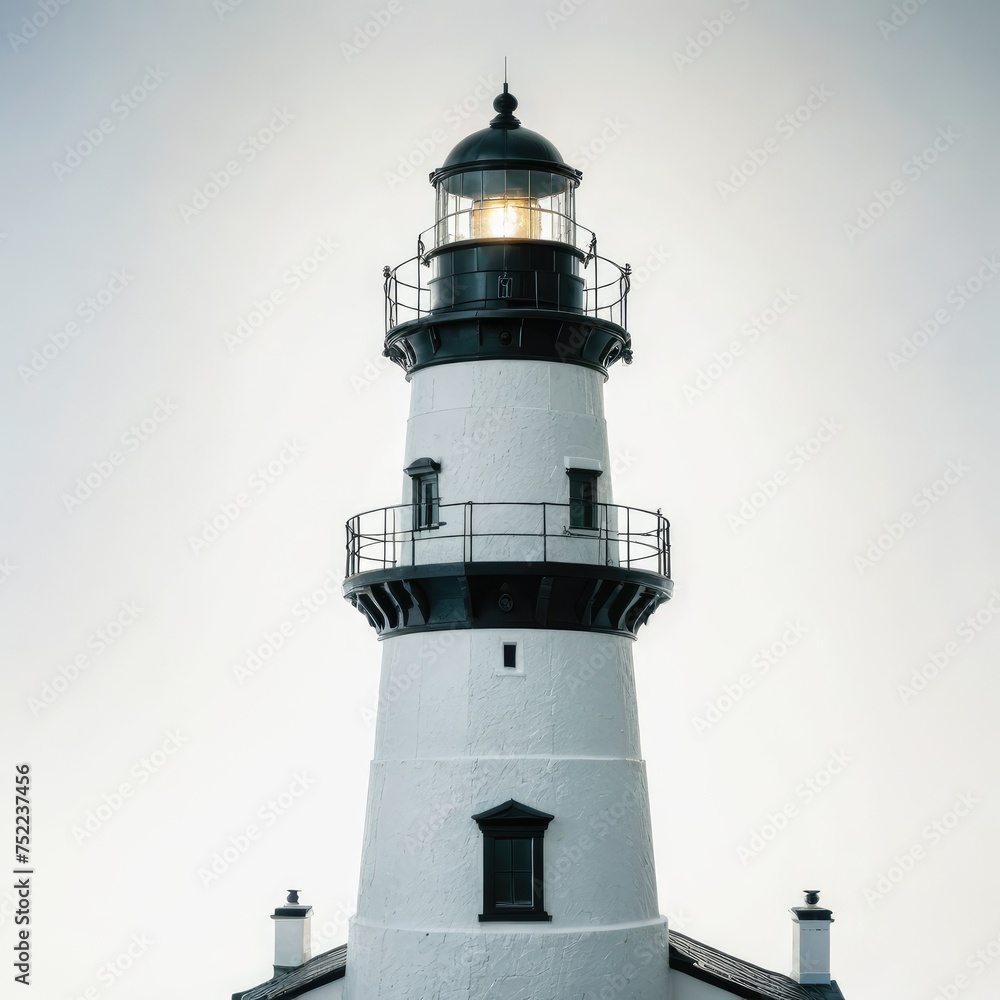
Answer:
xmin=669 ymin=931 xmax=847 ymax=1000
xmin=231 ymin=944 xmax=346 ymax=1000
xmin=232 ymin=934 xmax=847 ymax=999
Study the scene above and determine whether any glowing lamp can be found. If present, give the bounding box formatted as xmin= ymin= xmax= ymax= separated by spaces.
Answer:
xmin=471 ymin=196 xmax=541 ymax=240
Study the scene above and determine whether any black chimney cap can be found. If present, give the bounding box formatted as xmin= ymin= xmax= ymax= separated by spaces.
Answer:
xmin=791 ymin=889 xmax=833 ymax=922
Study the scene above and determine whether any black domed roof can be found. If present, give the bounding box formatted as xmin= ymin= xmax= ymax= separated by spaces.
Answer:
xmin=441 ymin=125 xmax=566 ymax=169
xmin=432 ymin=87 xmax=579 ymax=184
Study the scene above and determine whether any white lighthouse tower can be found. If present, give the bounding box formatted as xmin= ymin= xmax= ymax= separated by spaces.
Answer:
xmin=340 ymin=84 xmax=673 ymax=999
xmin=231 ymin=84 xmax=852 ymax=1000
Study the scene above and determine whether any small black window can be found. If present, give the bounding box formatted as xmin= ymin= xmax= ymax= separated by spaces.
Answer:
xmin=473 ymin=799 xmax=553 ymax=922
xmin=502 ymin=643 xmax=517 ymax=669
xmin=493 ymin=837 xmax=532 ymax=905
xmin=404 ymin=458 xmax=441 ymax=530
xmin=567 ymin=468 xmax=601 ymax=529
xmin=413 ymin=473 xmax=438 ymax=529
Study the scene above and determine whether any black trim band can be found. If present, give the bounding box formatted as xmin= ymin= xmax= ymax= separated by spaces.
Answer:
xmin=343 ymin=561 xmax=671 ymax=639
xmin=429 ymin=158 xmax=582 ymax=187
xmin=790 ymin=906 xmax=834 ymax=921
xmin=385 ymin=310 xmax=630 ymax=378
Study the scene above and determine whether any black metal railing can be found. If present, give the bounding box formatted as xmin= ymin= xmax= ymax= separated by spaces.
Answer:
xmin=345 ymin=501 xmax=670 ymax=579
xmin=383 ymin=223 xmax=630 ymax=333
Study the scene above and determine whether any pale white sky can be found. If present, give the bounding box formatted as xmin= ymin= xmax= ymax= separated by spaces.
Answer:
xmin=3 ymin=2 xmax=999 ymax=998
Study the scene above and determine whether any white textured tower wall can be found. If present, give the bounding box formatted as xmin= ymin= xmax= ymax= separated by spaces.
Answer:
xmin=405 ymin=359 xmax=611 ymax=503
xmin=343 ymin=629 xmax=668 ymax=1000
xmin=397 ymin=359 xmax=623 ymax=567
xmin=342 ymin=358 xmax=670 ymax=999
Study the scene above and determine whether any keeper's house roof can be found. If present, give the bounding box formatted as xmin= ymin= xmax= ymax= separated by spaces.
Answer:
xmin=232 ymin=945 xmax=346 ymax=1000
xmin=232 ymin=935 xmax=848 ymax=1000
xmin=670 ymin=931 xmax=847 ymax=1000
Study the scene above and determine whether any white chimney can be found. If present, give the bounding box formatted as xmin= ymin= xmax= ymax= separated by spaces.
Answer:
xmin=791 ymin=889 xmax=833 ymax=985
xmin=272 ymin=889 xmax=312 ymax=975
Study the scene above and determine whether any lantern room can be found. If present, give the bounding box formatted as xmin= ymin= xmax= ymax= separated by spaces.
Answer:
xmin=381 ymin=84 xmax=633 ymax=374
xmin=429 ymin=85 xmax=579 ymax=247
xmin=420 ymin=84 xmax=587 ymax=315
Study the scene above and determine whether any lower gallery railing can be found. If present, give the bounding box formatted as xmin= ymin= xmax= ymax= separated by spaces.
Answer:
xmin=345 ymin=501 xmax=671 ymax=579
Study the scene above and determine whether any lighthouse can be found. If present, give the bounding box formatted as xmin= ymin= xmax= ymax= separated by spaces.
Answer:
xmin=232 ymin=84 xmax=850 ymax=1000
xmin=340 ymin=84 xmax=673 ymax=999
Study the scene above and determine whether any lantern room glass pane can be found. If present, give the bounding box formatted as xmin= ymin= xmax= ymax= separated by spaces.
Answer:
xmin=482 ymin=169 xmax=506 ymax=199
xmin=506 ymin=169 xmax=530 ymax=198
xmin=434 ymin=168 xmax=578 ymax=248
xmin=461 ymin=171 xmax=483 ymax=202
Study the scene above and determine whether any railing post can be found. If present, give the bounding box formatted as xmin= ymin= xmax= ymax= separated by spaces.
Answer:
xmin=663 ymin=519 xmax=668 ymax=577
xmin=542 ymin=503 xmax=547 ymax=562
xmin=660 ymin=516 xmax=667 ymax=577
xmin=405 ymin=505 xmax=413 ymax=568
xmin=601 ymin=503 xmax=608 ymax=566
xmin=467 ymin=502 xmax=473 ymax=563
xmin=417 ymin=257 xmax=423 ymax=319
xmin=625 ymin=507 xmax=632 ymax=567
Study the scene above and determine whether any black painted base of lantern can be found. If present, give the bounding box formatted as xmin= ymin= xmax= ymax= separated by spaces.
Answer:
xmin=384 ymin=309 xmax=631 ymax=377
